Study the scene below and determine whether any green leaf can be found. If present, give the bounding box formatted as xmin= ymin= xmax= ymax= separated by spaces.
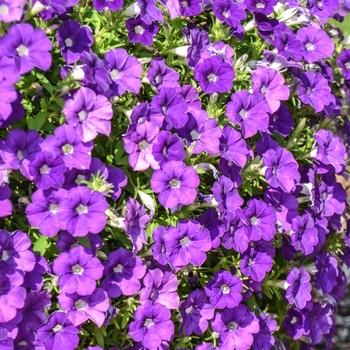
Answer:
xmin=76 ymin=236 xmax=91 ymax=249
xmin=33 ymin=235 xmax=49 ymax=255
xmin=27 ymin=117 xmax=35 ymax=130
xmin=93 ymin=325 xmax=105 ymax=348
xmin=35 ymin=112 xmax=46 ymax=131
xmin=262 ymin=285 xmax=273 ymax=299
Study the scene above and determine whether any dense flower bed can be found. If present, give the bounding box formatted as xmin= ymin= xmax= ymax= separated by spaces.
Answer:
xmin=1 ymin=0 xmax=350 ymax=349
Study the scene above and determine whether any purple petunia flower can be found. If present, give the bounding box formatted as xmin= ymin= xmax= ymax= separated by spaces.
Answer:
xmin=212 ymin=305 xmax=260 ymax=350
xmin=0 ymin=23 xmax=52 ymax=74
xmin=285 ymin=267 xmax=312 ymax=309
xmin=147 ymin=57 xmax=180 ymax=90
xmin=262 ymin=146 xmax=300 ymax=193
xmin=0 ymin=230 xmax=36 ymax=272
xmin=151 ymin=161 xmax=200 ymax=209
xmin=140 ymin=268 xmax=180 ymax=309
xmin=179 ymin=0 xmax=202 ymax=16
xmin=104 ymin=48 xmax=143 ymax=96
xmin=226 ymin=90 xmax=270 ymax=139
xmin=63 ymin=87 xmax=113 ymax=142
xmin=93 ymin=0 xmax=123 ymax=11
xmin=106 ymin=166 xmax=127 ymax=201
xmin=126 ymin=16 xmax=159 ymax=46
xmin=58 ymin=288 xmax=110 ymax=327
xmin=56 ymin=20 xmax=94 ymax=64
xmin=136 ymin=0 xmax=164 ymax=24
xmin=315 ymin=251 xmax=338 ymax=294
xmin=251 ymin=66 xmax=290 ymax=114
xmin=0 ymin=0 xmax=25 ymax=22
xmin=53 ymin=245 xmax=104 ymax=296
xmin=59 ymin=186 xmax=108 ymax=237
xmin=213 ymin=0 xmax=246 ymax=28
xmin=41 ymin=124 xmax=93 ymax=170
xmin=163 ymin=220 xmax=212 ymax=272
xmin=28 ymin=152 xmax=65 ymax=190
xmin=125 ymin=198 xmax=150 ymax=253
xmin=296 ymin=26 xmax=334 ymax=63
xmin=129 ymin=302 xmax=174 ymax=349
xmin=194 ymin=57 xmax=235 ymax=94
xmin=152 ymin=226 xmax=168 ymax=266
xmin=205 ymin=270 xmax=243 ymax=309
xmin=283 ymin=307 xmax=310 ymax=340
xmin=179 ymin=289 xmax=214 ymax=336
xmin=268 ymin=103 xmax=294 ymax=137
xmin=240 ymin=243 xmax=275 ymax=283
xmin=37 ymin=312 xmax=80 ymax=350
xmin=252 ymin=313 xmax=278 ymax=350
xmin=337 ymin=49 xmax=350 ymax=80
xmin=102 ymin=248 xmax=146 ymax=298
xmin=197 ymin=209 xmax=224 ymax=249
xmin=245 ymin=0 xmax=277 ymax=14
xmin=298 ymin=71 xmax=331 ymax=113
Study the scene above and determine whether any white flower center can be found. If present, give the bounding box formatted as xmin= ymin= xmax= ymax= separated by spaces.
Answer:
xmin=207 ymin=73 xmax=217 ymax=83
xmin=110 ymin=69 xmax=120 ymax=80
xmin=227 ymin=321 xmax=238 ymax=331
xmin=49 ymin=203 xmax=59 ymax=215
xmin=169 ymin=179 xmax=180 ymax=188
xmin=144 ymin=318 xmax=154 ymax=327
xmin=40 ymin=164 xmax=50 ymax=175
xmin=62 ymin=144 xmax=74 ymax=154
xmin=223 ymin=10 xmax=230 ymax=18
xmin=291 ymin=316 xmax=298 ymax=324
xmin=180 ymin=236 xmax=190 ymax=246
xmin=16 ymin=45 xmax=28 ymax=57
xmin=113 ymin=264 xmax=123 ymax=273
xmin=75 ymin=175 xmax=86 ymax=185
xmin=17 ymin=150 xmax=24 ymax=161
xmin=1 ymin=250 xmax=9 ymax=261
xmin=139 ymin=140 xmax=149 ymax=150
xmin=18 ymin=341 xmax=28 ymax=346
xmin=181 ymin=1 xmax=188 ymax=6
xmin=221 ymin=284 xmax=230 ymax=294
xmin=65 ymin=38 xmax=73 ymax=47
xmin=78 ymin=110 xmax=88 ymax=121
xmin=345 ymin=62 xmax=350 ymax=69
xmin=72 ymin=264 xmax=84 ymax=275
xmin=0 ymin=4 xmax=9 ymax=14
xmin=75 ymin=300 xmax=87 ymax=310
xmin=134 ymin=25 xmax=144 ymax=34
xmin=306 ymin=43 xmax=314 ymax=51
xmin=250 ymin=216 xmax=258 ymax=225
xmin=76 ymin=204 xmax=88 ymax=215
xmin=185 ymin=306 xmax=193 ymax=314
xmin=239 ymin=109 xmax=247 ymax=119
xmin=53 ymin=324 xmax=63 ymax=333
xmin=256 ymin=2 xmax=265 ymax=8
xmin=261 ymin=85 xmax=267 ymax=94
xmin=190 ymin=130 xmax=201 ymax=140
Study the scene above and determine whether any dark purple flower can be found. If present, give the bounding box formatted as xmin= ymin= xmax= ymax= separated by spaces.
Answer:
xmin=197 ymin=209 xmax=224 ymax=249
xmin=28 ymin=152 xmax=65 ymax=190
xmin=226 ymin=90 xmax=270 ymax=139
xmin=0 ymin=80 xmax=17 ymax=122
xmin=163 ymin=220 xmax=212 ymax=272
xmin=240 ymin=243 xmax=275 ymax=283
xmin=177 ymin=109 xmax=222 ymax=155
xmin=262 ymin=146 xmax=300 ymax=193
xmin=315 ymin=251 xmax=338 ymax=294
xmin=298 ymin=71 xmax=331 ymax=112
xmin=104 ymin=48 xmax=143 ymax=96
xmin=0 ymin=129 xmax=43 ymax=179
xmin=212 ymin=305 xmax=260 ymax=350
xmin=179 ymin=0 xmax=201 ymax=16
xmin=268 ymin=103 xmax=294 ymax=137
xmin=251 ymin=66 xmax=290 ymax=113
xmin=59 ymin=186 xmax=108 ymax=237
xmin=56 ymin=20 xmax=94 ymax=64
xmin=150 ymin=87 xmax=188 ymax=130
xmin=58 ymin=288 xmax=110 ymax=327
xmin=252 ymin=313 xmax=278 ymax=350
xmin=41 ymin=124 xmax=93 ymax=170
xmin=53 ymin=245 xmax=104 ymax=296
xmin=283 ymin=307 xmax=310 ymax=340
xmin=130 ymin=102 xmax=163 ymax=127
xmin=194 ymin=57 xmax=235 ymax=94
xmin=0 ymin=230 xmax=36 ymax=272
xmin=184 ymin=27 xmax=210 ymax=68
xmin=337 ymin=49 xmax=350 ymax=80
xmin=37 ymin=312 xmax=80 ymax=350
xmin=179 ymin=289 xmax=214 ymax=336
xmin=205 ymin=270 xmax=243 ymax=309
xmin=101 ymin=248 xmax=146 ymax=298
xmin=290 ymin=214 xmax=318 ymax=256
xmin=125 ymin=198 xmax=150 ymax=253
xmin=152 ymin=226 xmax=168 ymax=266
xmin=236 ymin=199 xmax=277 ymax=242
xmin=140 ymin=268 xmax=180 ymax=309
xmin=126 ymin=16 xmax=159 ymax=46
xmin=314 ymin=129 xmax=347 ymax=174
xmin=213 ymin=0 xmax=246 ymax=28
xmin=93 ymin=0 xmax=123 ymax=11
xmin=296 ymin=26 xmax=334 ymax=63
xmin=147 ymin=57 xmax=180 ymax=90
xmin=151 ymin=161 xmax=200 ymax=209
xmin=129 ymin=302 xmax=174 ymax=349
xmin=26 ymin=189 xmax=67 ymax=238
xmin=22 ymin=254 xmax=48 ymax=291
xmin=63 ymin=87 xmax=113 ymax=142
xmin=285 ymin=267 xmax=312 ymax=309
xmin=0 ymin=23 xmax=52 ymax=74
xmin=106 ymin=166 xmax=127 ymax=201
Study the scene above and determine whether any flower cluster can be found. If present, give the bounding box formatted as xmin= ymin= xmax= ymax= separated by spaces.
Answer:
xmin=0 ymin=0 xmax=349 ymax=350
